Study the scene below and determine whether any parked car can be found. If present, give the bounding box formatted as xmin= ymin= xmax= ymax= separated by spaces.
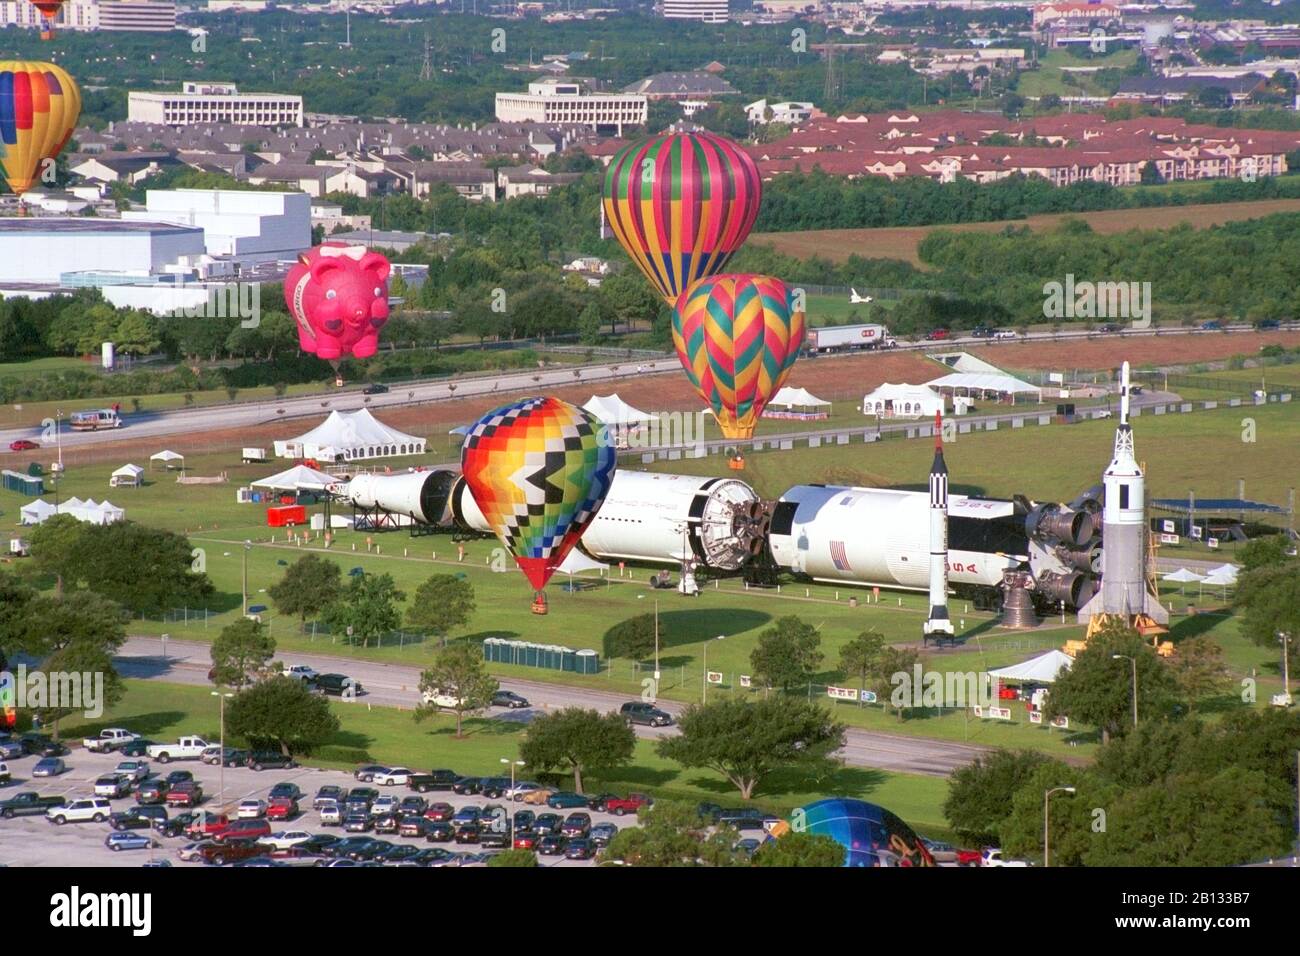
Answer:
xmin=561 ymin=812 xmax=592 ymax=838
xmin=477 ymin=777 xmax=514 ymax=799
xmin=547 ymin=791 xmax=591 ymax=810
xmin=31 ymin=757 xmax=67 ymax=777
xmin=20 ymin=734 xmax=68 ymax=757
xmin=8 ymin=439 xmax=39 ymax=452
xmin=620 ymin=701 xmax=673 ymax=727
xmin=453 ymin=822 xmax=481 ymax=844
xmin=110 ymin=806 xmax=168 ymax=831
xmin=490 ymin=690 xmax=530 ymax=709
xmin=423 ymin=801 xmax=455 ymax=823
xmin=354 ymin=765 xmax=390 ymax=783
xmin=2 ymin=792 xmax=67 ymax=818
xmin=165 ymin=781 xmax=203 ymax=808
xmin=407 ymin=769 xmax=458 ymax=793
xmin=247 ymin=751 xmax=296 ymax=771
xmin=314 ymin=785 xmax=349 ymax=809
xmin=512 ymin=809 xmax=536 ymax=833
xmin=0 ymin=736 xmax=25 ymax=760
xmin=177 ymin=840 xmax=214 ymax=862
xmin=261 ymin=830 xmax=313 ymax=851
xmin=537 ymin=834 xmax=566 ymax=856
xmin=156 ymin=812 xmax=199 ymax=838
xmin=512 ymin=831 xmax=540 ymax=850
xmin=532 ymin=813 xmax=562 ymax=836
xmin=605 ymin=793 xmax=654 ymax=816
xmin=312 ymin=673 xmax=361 ymax=697
xmin=398 ymin=815 xmax=428 ymax=838
xmin=135 ymin=779 xmax=168 ymax=805
xmin=114 ymin=760 xmax=150 ymax=782
xmin=200 ymin=840 xmax=268 ymax=866
xmin=564 ymin=838 xmax=594 ymax=860
xmin=201 ymin=746 xmax=247 ymax=767
xmin=106 ymin=831 xmax=156 ymax=852
xmin=362 ymin=383 xmax=389 ymax=395
xmin=0 ymin=762 xmax=9 ymax=786
xmin=343 ymin=812 xmax=373 ymax=833
xmin=370 ymin=795 xmax=400 ymax=818
xmin=424 ymin=822 xmax=454 ymax=843
xmin=373 ymin=813 xmax=402 ymax=835
xmin=318 ymin=801 xmax=343 ymax=826
xmin=237 ymin=799 xmax=267 ymax=820
xmin=283 ymin=664 xmax=320 ymax=682
xmin=397 ymin=795 xmax=426 ymax=816
xmin=920 ymin=837 xmax=960 ymax=865
xmin=451 ymin=776 xmax=483 ymax=795
xmin=925 ymin=328 xmax=950 ymax=341
xmin=346 ymin=787 xmax=378 ymax=810
xmin=981 ymin=847 xmax=1031 ymax=868
xmin=509 ymin=782 xmax=544 ymax=802
xmin=118 ymin=739 xmax=156 ymax=758
xmin=266 ymin=798 xmax=299 ymax=821
xmin=186 ymin=813 xmax=231 ymax=839
xmin=372 ymin=767 xmax=413 ymax=786
xmin=451 ymin=805 xmax=482 ymax=828
xmin=590 ymin=823 xmax=618 ymax=849
xmin=94 ymin=775 xmax=133 ymax=799
xmin=47 ymin=798 xmax=112 ymax=825
xmin=586 ymin=792 xmax=620 ymax=812
xmin=479 ymin=825 xmax=512 ymax=849
xmin=213 ymin=818 xmax=272 ymax=843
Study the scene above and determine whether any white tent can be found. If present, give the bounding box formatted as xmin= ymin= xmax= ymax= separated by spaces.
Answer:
xmin=1202 ymin=565 xmax=1239 ymax=588
xmin=557 ymin=549 xmax=609 ymax=575
xmin=927 ymin=371 xmax=1042 ymax=402
xmin=582 ymin=393 xmax=658 ymax=424
xmin=251 ymin=464 xmax=337 ymax=493
xmin=150 ymin=450 xmax=185 ymax=470
xmin=83 ymin=500 xmax=125 ymax=525
xmin=772 ymin=386 xmax=830 ymax=408
xmin=987 ymin=649 xmax=1074 ymax=684
xmin=1161 ymin=568 xmax=1205 ymax=583
xmin=861 ymin=382 xmax=944 ymax=419
xmin=110 ymin=464 xmax=145 ymax=488
xmin=19 ymin=499 xmax=58 ymax=525
xmin=24 ymin=497 xmax=125 ymax=525
xmin=273 ymin=408 xmax=426 ymax=462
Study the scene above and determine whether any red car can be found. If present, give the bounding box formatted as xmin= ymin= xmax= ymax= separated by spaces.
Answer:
xmin=213 ymin=818 xmax=272 ymax=843
xmin=165 ymin=781 xmax=204 ymax=808
xmin=423 ymin=802 xmax=454 ymax=823
xmin=512 ymin=831 xmax=540 ymax=850
xmin=187 ymin=813 xmax=230 ymax=838
xmin=956 ymin=848 xmax=983 ymax=867
xmin=8 ymin=439 xmax=39 ymax=452
xmin=266 ymin=798 xmax=299 ymax=821
xmin=604 ymin=793 xmax=654 ymax=816
xmin=925 ymin=328 xmax=950 ymax=341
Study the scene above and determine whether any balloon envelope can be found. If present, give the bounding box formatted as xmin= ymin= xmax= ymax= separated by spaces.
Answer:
xmin=460 ymin=397 xmax=617 ymax=592
xmin=794 ymin=799 xmax=935 ymax=868
xmin=0 ymin=61 xmax=81 ymax=195
xmin=284 ymin=243 xmax=392 ymax=364
xmin=603 ymin=131 xmax=761 ymax=307
xmin=672 ymin=273 xmax=804 ymax=440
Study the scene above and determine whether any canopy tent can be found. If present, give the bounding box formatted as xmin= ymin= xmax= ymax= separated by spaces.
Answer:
xmin=926 ymin=371 xmax=1041 ymax=403
xmin=110 ymin=464 xmax=145 ymax=488
xmin=21 ymin=497 xmax=124 ymax=525
xmin=150 ymin=450 xmax=185 ymax=470
xmin=251 ymin=464 xmax=338 ymax=493
xmin=861 ymin=382 xmax=944 ymax=419
xmin=18 ymin=498 xmax=57 ymax=525
xmin=1202 ymin=564 xmax=1239 ymax=587
xmin=1161 ymin=568 xmax=1205 ymax=583
xmin=772 ymin=386 xmax=830 ymax=408
xmin=987 ymin=649 xmax=1074 ymax=684
xmin=557 ymin=549 xmax=609 ymax=575
xmin=582 ymin=393 xmax=658 ymax=424
xmin=273 ymin=409 xmax=426 ymax=462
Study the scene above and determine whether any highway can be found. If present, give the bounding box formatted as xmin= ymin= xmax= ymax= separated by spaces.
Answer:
xmin=115 ymin=635 xmax=992 ymax=778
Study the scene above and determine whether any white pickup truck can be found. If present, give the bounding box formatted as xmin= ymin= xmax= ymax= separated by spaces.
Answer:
xmin=146 ymin=736 xmax=212 ymax=764
xmin=82 ymin=728 xmax=140 ymax=753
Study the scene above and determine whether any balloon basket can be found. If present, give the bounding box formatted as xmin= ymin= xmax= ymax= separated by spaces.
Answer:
xmin=334 ymin=376 xmax=344 ymax=388
xmin=40 ymin=28 xmax=54 ymax=40
xmin=530 ymin=593 xmax=548 ymax=616
xmin=728 ymin=455 xmax=746 ymax=471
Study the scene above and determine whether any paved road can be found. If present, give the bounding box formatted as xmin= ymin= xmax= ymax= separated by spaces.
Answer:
xmin=1 ymin=322 xmax=1260 ymax=451
xmin=115 ymin=636 xmax=989 ymax=777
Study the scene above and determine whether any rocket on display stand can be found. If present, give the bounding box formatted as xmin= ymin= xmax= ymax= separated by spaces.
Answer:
xmin=923 ymin=413 xmax=954 ymax=641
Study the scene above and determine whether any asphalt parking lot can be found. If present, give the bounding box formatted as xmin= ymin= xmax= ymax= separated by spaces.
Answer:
xmin=0 ymin=747 xmax=629 ymax=867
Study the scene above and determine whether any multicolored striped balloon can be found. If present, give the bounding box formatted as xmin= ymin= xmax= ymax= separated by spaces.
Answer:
xmin=672 ymin=274 xmax=805 ymax=441
xmin=0 ymin=61 xmax=80 ymax=195
xmin=603 ymin=131 xmax=761 ymax=307
xmin=460 ymin=397 xmax=617 ymax=593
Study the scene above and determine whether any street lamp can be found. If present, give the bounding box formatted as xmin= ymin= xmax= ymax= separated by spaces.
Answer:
xmin=1112 ymin=654 xmax=1138 ymax=728
xmin=1279 ymin=632 xmax=1292 ymax=700
xmin=702 ymin=634 xmax=725 ymax=704
xmin=653 ymin=597 xmax=660 ymax=683
xmin=1043 ymin=786 xmax=1076 ymax=867
xmin=210 ymin=691 xmax=234 ymax=810
xmin=241 ymin=540 xmax=252 ymax=616
xmin=500 ymin=757 xmax=525 ymax=795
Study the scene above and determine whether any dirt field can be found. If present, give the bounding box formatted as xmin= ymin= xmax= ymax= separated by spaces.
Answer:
xmin=752 ymin=198 xmax=1300 ymax=267
xmin=973 ymin=329 xmax=1300 ymax=372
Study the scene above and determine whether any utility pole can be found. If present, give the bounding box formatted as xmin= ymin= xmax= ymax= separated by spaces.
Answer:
xmin=420 ymin=32 xmax=432 ymax=81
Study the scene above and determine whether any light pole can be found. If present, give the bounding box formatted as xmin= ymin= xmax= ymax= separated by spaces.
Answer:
xmin=210 ymin=691 xmax=233 ymax=811
xmin=1043 ymin=786 xmax=1076 ymax=867
xmin=500 ymin=757 xmax=525 ymax=795
xmin=241 ymin=540 xmax=252 ymax=616
xmin=702 ymin=634 xmax=724 ymax=704
xmin=1112 ymin=654 xmax=1138 ymax=727
xmin=653 ymin=598 xmax=661 ymax=684
xmin=1279 ymin=632 xmax=1292 ymax=699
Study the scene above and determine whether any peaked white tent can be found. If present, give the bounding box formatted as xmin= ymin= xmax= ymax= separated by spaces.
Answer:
xmin=110 ymin=464 xmax=145 ymax=488
xmin=273 ymin=408 xmax=426 ymax=462
xmin=23 ymin=497 xmax=124 ymax=525
xmin=19 ymin=498 xmax=58 ymax=525
xmin=582 ymin=393 xmax=657 ymax=424
xmin=558 ymin=549 xmax=609 ymax=575
xmin=772 ymin=386 xmax=830 ymax=408
xmin=251 ymin=464 xmax=338 ymax=492
xmin=862 ymin=382 xmax=944 ymax=419
xmin=987 ymin=649 xmax=1074 ymax=684
xmin=927 ymin=371 xmax=1041 ymax=402
xmin=150 ymin=450 xmax=185 ymax=470
xmin=1161 ymin=568 xmax=1205 ymax=583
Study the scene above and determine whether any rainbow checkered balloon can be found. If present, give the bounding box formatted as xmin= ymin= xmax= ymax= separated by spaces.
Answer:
xmin=603 ymin=131 xmax=761 ymax=307
xmin=672 ymin=274 xmax=805 ymax=440
xmin=460 ymin=397 xmax=617 ymax=592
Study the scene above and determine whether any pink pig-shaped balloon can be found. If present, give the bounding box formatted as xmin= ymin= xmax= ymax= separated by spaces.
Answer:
xmin=285 ymin=243 xmax=392 ymax=362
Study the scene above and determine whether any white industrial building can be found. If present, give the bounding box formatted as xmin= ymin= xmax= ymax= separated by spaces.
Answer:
xmin=495 ymin=80 xmax=647 ymax=136
xmin=662 ymin=0 xmax=729 ymax=23
xmin=121 ymin=188 xmax=312 ymax=265
xmin=128 ymin=81 xmax=304 ymax=128
xmin=0 ymin=220 xmax=205 ymax=285
xmin=0 ymin=0 xmax=173 ymax=31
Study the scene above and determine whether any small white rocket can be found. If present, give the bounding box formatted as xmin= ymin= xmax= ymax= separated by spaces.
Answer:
xmin=924 ymin=411 xmax=955 ymax=639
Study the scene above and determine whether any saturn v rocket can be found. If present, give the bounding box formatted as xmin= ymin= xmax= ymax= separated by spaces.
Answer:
xmin=1078 ymin=361 xmax=1168 ymax=628
xmin=923 ymin=413 xmax=954 ymax=640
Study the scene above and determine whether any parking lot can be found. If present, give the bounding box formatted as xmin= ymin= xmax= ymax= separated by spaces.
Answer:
xmin=0 ymin=746 xmax=633 ymax=867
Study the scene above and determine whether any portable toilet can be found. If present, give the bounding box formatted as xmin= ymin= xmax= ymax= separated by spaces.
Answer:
xmin=575 ymin=649 xmax=599 ymax=675
xmin=561 ymin=647 xmax=577 ymax=672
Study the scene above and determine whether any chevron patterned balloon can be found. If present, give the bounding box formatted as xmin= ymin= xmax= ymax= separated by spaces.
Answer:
xmin=603 ymin=131 xmax=761 ymax=307
xmin=460 ymin=397 xmax=617 ymax=592
xmin=672 ymin=274 xmax=805 ymax=441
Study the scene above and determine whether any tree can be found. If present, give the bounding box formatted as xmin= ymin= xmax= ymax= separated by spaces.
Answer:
xmin=27 ymin=640 xmax=125 ymax=740
xmin=319 ymin=572 xmax=405 ymax=648
xmin=603 ymin=799 xmax=747 ymax=867
xmin=0 ymin=571 xmax=36 ymax=659
xmin=577 ymin=303 xmax=604 ymax=345
xmin=1139 ymin=160 xmax=1164 ymax=185
xmin=406 ymin=574 xmax=476 ymax=643
xmin=519 ymin=707 xmax=635 ymax=793
xmin=838 ymin=630 xmax=886 ymax=696
xmin=1234 ymin=554 xmax=1300 ymax=666
xmin=225 ymin=676 xmax=340 ymax=757
xmin=753 ymin=832 xmax=846 ymax=867
xmin=113 ymin=310 xmax=161 ymax=356
xmin=1045 ymin=620 xmax=1178 ymax=742
xmin=415 ymin=643 xmax=498 ymax=738
xmin=943 ymin=749 xmax=1053 ymax=846
xmin=18 ymin=590 xmax=127 ymax=657
xmin=602 ymin=613 xmax=658 ymax=661
xmin=871 ymin=645 xmax=922 ymax=718
xmin=1168 ymin=636 xmax=1230 ymax=711
xmin=657 ymin=697 xmax=845 ymax=800
xmin=210 ymin=618 xmax=276 ymax=688
xmin=27 ymin=514 xmax=90 ymax=597
xmin=749 ymin=616 xmax=823 ymax=692
xmin=268 ymin=554 xmax=342 ymax=629
xmin=61 ymin=523 xmax=213 ymax=615
xmin=486 ymin=849 xmax=538 ymax=867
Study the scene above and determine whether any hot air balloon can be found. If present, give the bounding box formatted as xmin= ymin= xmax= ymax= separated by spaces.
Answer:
xmin=793 ymin=799 xmax=936 ymax=868
xmin=602 ymin=130 xmax=761 ymax=307
xmin=27 ymin=1 xmax=65 ymax=40
xmin=460 ymin=397 xmax=617 ymax=613
xmin=672 ymin=273 xmax=804 ymax=454
xmin=0 ymin=61 xmax=81 ymax=198
xmin=284 ymin=242 xmax=391 ymax=386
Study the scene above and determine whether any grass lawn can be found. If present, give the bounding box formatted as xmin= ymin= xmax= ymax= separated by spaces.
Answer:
xmin=804 ymin=293 xmax=898 ymax=329
xmin=57 ymin=679 xmax=956 ymax=837
xmin=1017 ymin=48 xmax=1139 ymax=100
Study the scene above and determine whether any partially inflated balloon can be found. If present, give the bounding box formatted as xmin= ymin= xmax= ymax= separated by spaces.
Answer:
xmin=27 ymin=1 xmax=65 ymax=40
xmin=460 ymin=397 xmax=617 ymax=593
xmin=603 ymin=131 xmax=761 ymax=307
xmin=0 ymin=61 xmax=80 ymax=195
xmin=672 ymin=274 xmax=804 ymax=441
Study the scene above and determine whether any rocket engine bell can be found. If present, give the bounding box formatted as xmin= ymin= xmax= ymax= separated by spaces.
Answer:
xmin=346 ymin=470 xmax=459 ymax=526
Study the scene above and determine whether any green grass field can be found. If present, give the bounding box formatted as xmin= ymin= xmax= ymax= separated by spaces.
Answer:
xmin=1016 ymin=48 xmax=1139 ymax=100
xmin=55 ymin=679 xmax=954 ymax=835
xmin=804 ymin=293 xmax=898 ymax=329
